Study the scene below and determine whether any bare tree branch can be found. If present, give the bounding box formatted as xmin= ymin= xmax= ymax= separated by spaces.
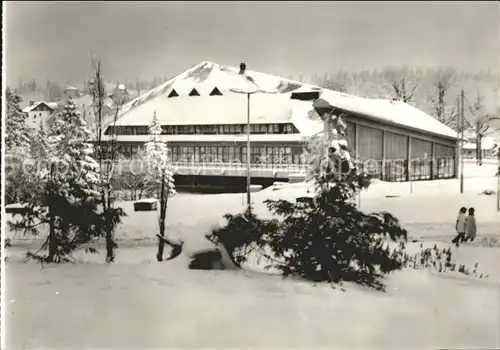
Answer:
xmin=465 ymin=91 xmax=500 ymax=163
xmin=88 ymin=52 xmax=125 ymax=263
xmin=383 ymin=68 xmax=420 ymax=103
xmin=428 ymin=69 xmax=457 ymax=128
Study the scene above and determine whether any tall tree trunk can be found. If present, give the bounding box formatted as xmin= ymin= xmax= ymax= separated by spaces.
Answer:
xmin=156 ymin=174 xmax=166 ymax=262
xmin=476 ymin=135 xmax=479 ymax=162
xmin=105 ymin=182 xmax=116 ymax=263
xmin=477 ymin=134 xmax=483 ymax=165
xmin=48 ymin=209 xmax=57 ymax=262
xmin=105 ymin=231 xmax=115 ymax=262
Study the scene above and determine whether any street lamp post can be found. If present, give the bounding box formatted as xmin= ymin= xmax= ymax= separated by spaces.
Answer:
xmin=460 ymin=90 xmax=465 ymax=194
xmin=230 ymin=67 xmax=278 ymax=211
xmin=246 ymin=92 xmax=251 ymax=209
xmin=497 ymin=149 xmax=500 ymax=212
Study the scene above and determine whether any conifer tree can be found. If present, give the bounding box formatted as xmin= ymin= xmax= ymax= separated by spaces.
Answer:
xmin=144 ymin=111 xmax=177 ymax=261
xmin=5 ymin=88 xmax=30 ymax=153
xmin=5 ymin=88 xmax=31 ymax=204
xmin=9 ymin=98 xmax=116 ymax=262
xmin=208 ymin=109 xmax=408 ymax=290
xmin=47 ymin=98 xmax=100 ymax=199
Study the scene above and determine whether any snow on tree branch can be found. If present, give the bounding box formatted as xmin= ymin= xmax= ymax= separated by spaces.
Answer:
xmin=145 ymin=111 xmax=176 ymax=196
xmin=47 ymin=98 xmax=100 ymax=200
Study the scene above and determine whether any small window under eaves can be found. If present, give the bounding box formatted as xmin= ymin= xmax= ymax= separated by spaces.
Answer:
xmin=290 ymin=91 xmax=321 ymax=101
xmin=168 ymin=89 xmax=179 ymax=98
xmin=209 ymin=87 xmax=222 ymax=96
xmin=189 ymin=88 xmax=200 ymax=96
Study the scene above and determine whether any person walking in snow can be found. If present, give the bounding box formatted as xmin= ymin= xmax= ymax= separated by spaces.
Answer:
xmin=452 ymin=207 xmax=467 ymax=247
xmin=464 ymin=207 xmax=477 ymax=243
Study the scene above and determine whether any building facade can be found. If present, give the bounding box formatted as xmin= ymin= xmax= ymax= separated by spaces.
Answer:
xmin=103 ymin=61 xmax=459 ymax=182
xmin=22 ymin=101 xmax=58 ymax=130
xmin=314 ymin=94 xmax=457 ymax=181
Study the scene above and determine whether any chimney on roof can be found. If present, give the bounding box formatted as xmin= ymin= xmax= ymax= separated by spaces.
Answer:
xmin=29 ymin=100 xmax=35 ymax=106
xmin=239 ymin=62 xmax=246 ymax=75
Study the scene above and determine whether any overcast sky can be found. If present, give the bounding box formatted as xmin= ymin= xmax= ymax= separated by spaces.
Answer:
xmin=5 ymin=1 xmax=499 ymax=86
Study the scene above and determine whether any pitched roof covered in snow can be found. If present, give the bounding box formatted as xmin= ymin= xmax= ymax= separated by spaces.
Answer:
xmin=63 ymin=84 xmax=79 ymax=91
xmin=109 ymin=60 xmax=460 ymax=141
xmin=22 ymin=101 xmax=58 ymax=113
xmin=103 ymin=82 xmax=128 ymax=97
xmin=463 ymin=135 xmax=497 ymax=150
xmin=117 ymin=61 xmax=316 ymax=118
xmin=113 ymin=92 xmax=320 ymax=134
xmin=71 ymin=94 xmax=115 ymax=110
xmin=314 ymin=90 xmax=459 ymax=140
xmin=72 ymin=94 xmax=94 ymax=108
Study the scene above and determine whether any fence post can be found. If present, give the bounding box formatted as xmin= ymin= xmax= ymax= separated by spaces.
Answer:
xmin=406 ymin=136 xmax=412 ymax=182
xmin=430 ymin=144 xmax=435 ymax=180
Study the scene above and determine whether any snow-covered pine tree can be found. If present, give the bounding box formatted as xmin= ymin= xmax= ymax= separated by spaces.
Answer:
xmin=30 ymin=120 xmax=50 ymax=170
xmin=144 ymin=111 xmax=177 ymax=261
xmin=5 ymin=88 xmax=32 ymax=204
xmin=208 ymin=109 xmax=408 ymax=290
xmin=302 ymin=111 xmax=370 ymax=198
xmin=21 ymin=120 xmax=51 ymax=204
xmin=48 ymin=98 xmax=100 ymax=200
xmin=5 ymin=88 xmax=31 ymax=153
xmin=9 ymin=98 xmax=110 ymax=262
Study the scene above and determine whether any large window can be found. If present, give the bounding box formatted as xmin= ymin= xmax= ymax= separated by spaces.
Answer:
xmin=171 ymin=146 xmax=179 ymax=162
xmin=250 ymin=146 xmax=260 ymax=164
xmin=105 ymin=124 xmax=300 ymax=136
xmin=357 ymin=125 xmax=383 ymax=160
xmin=194 ymin=146 xmax=200 ymax=162
xmin=126 ymin=143 xmax=298 ymax=165
xmin=242 ymin=146 xmax=247 ymax=163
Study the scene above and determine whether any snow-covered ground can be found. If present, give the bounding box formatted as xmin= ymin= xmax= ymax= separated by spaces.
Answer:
xmin=5 ymin=173 xmax=500 ymax=349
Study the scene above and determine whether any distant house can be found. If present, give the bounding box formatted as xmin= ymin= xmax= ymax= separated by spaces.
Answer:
xmin=22 ymin=100 xmax=58 ymax=130
xmin=462 ymin=133 xmax=499 ymax=159
xmin=104 ymin=82 xmax=131 ymax=106
xmin=461 ymin=129 xmax=499 ymax=158
xmin=62 ymin=84 xmax=82 ymax=100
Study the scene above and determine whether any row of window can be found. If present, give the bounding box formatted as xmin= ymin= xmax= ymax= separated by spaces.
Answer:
xmin=118 ymin=142 xmax=458 ymax=170
xmin=168 ymin=87 xmax=223 ymax=97
xmin=27 ymin=112 xmax=44 ymax=119
xmin=107 ymin=123 xmax=297 ymax=136
xmin=118 ymin=145 xmax=305 ymax=165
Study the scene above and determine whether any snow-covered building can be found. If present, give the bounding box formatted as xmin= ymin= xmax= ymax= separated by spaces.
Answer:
xmin=103 ymin=82 xmax=132 ymax=106
xmin=22 ymin=100 xmax=58 ymax=130
xmin=62 ymin=84 xmax=82 ymax=100
xmin=461 ymin=131 xmax=498 ymax=159
xmin=68 ymin=94 xmax=116 ymax=129
xmin=103 ymin=61 xmax=459 ymax=182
